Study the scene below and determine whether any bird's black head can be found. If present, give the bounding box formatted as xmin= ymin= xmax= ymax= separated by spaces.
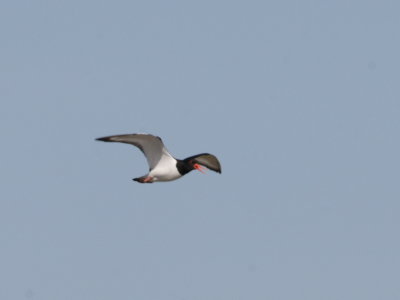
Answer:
xmin=176 ymin=153 xmax=220 ymax=176
xmin=175 ymin=159 xmax=196 ymax=176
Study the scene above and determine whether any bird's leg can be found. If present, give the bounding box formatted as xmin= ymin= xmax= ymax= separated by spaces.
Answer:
xmin=133 ymin=176 xmax=154 ymax=183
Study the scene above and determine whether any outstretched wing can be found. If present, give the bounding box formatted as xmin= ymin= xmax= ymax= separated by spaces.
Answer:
xmin=186 ymin=153 xmax=222 ymax=173
xmin=96 ymin=133 xmax=173 ymax=170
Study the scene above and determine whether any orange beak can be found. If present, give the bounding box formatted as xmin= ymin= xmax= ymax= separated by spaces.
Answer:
xmin=193 ymin=163 xmax=206 ymax=174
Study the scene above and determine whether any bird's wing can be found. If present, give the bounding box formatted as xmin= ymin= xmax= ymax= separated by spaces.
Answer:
xmin=96 ymin=134 xmax=173 ymax=170
xmin=186 ymin=153 xmax=222 ymax=173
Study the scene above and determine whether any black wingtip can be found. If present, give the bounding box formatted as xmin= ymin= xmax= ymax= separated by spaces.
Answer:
xmin=214 ymin=168 xmax=222 ymax=174
xmin=95 ymin=137 xmax=110 ymax=142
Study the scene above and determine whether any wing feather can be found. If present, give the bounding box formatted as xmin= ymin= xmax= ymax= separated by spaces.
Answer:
xmin=186 ymin=153 xmax=222 ymax=173
xmin=96 ymin=134 xmax=173 ymax=170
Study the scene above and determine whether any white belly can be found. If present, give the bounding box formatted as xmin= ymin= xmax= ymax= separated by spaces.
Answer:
xmin=148 ymin=157 xmax=182 ymax=182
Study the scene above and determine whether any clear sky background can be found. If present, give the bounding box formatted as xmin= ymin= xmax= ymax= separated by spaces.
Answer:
xmin=1 ymin=1 xmax=399 ymax=299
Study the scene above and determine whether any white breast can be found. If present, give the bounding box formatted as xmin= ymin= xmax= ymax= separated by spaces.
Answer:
xmin=148 ymin=155 xmax=182 ymax=182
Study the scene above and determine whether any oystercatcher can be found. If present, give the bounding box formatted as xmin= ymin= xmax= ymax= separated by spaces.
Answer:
xmin=96 ymin=133 xmax=221 ymax=183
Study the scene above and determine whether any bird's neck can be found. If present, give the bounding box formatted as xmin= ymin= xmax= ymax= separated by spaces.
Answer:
xmin=176 ymin=159 xmax=193 ymax=176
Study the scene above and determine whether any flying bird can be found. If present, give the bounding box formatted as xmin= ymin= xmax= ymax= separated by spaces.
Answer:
xmin=96 ymin=133 xmax=221 ymax=183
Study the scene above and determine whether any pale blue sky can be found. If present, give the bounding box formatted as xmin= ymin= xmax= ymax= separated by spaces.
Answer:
xmin=1 ymin=1 xmax=400 ymax=299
